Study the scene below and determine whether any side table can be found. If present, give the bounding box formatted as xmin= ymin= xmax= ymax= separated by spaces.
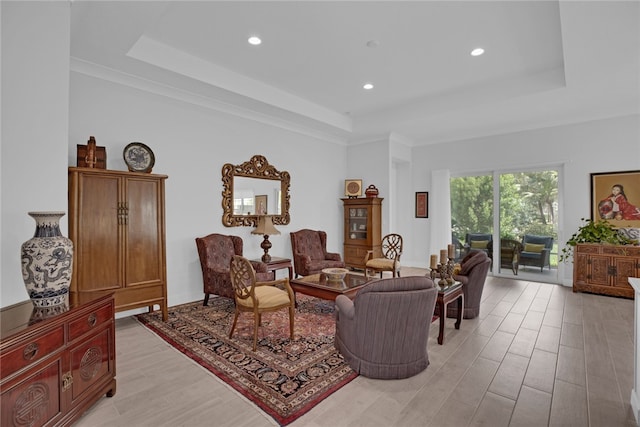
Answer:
xmin=253 ymin=256 xmax=293 ymax=280
xmin=435 ymin=282 xmax=463 ymax=345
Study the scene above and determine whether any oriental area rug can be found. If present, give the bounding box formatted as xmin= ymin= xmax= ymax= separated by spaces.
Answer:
xmin=136 ymin=295 xmax=357 ymax=426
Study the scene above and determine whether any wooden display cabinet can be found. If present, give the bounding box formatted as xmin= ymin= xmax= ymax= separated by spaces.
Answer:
xmin=342 ymin=197 xmax=383 ymax=269
xmin=68 ymin=167 xmax=168 ymax=320
xmin=573 ymin=243 xmax=640 ymax=298
xmin=0 ymin=293 xmax=116 ymax=427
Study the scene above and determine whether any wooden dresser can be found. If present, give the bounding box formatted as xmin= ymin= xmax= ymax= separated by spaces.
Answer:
xmin=0 ymin=293 xmax=116 ymax=427
xmin=573 ymin=243 xmax=640 ymax=298
xmin=342 ymin=197 xmax=382 ymax=269
xmin=68 ymin=167 xmax=168 ymax=320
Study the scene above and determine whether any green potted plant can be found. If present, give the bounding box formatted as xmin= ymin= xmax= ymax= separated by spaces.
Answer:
xmin=559 ymin=218 xmax=634 ymax=263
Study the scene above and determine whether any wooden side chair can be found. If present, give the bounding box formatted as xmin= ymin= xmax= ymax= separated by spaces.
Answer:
xmin=228 ymin=255 xmax=295 ymax=351
xmin=364 ymin=233 xmax=403 ymax=279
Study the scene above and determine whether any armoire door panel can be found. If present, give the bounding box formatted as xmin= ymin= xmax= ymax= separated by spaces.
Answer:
xmin=76 ymin=175 xmax=122 ymax=291
xmin=124 ymin=178 xmax=163 ymax=286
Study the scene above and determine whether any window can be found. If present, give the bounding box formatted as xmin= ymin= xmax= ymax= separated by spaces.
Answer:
xmin=451 ymin=169 xmax=559 ymax=283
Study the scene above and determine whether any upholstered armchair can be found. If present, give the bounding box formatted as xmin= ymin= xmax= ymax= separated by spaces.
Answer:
xmin=447 ymin=250 xmax=491 ymax=319
xmin=334 ymin=276 xmax=437 ymax=379
xmin=520 ymin=234 xmax=553 ymax=272
xmin=290 ymin=229 xmax=345 ymax=277
xmin=195 ymin=233 xmax=273 ymax=305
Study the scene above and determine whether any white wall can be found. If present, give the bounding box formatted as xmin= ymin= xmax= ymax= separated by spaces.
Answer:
xmin=412 ymin=114 xmax=640 ymax=285
xmin=68 ymin=73 xmax=347 ymax=310
xmin=1 ymin=2 xmax=70 ymax=306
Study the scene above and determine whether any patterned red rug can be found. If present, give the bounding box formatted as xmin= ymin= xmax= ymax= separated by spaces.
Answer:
xmin=136 ymin=295 xmax=357 ymax=426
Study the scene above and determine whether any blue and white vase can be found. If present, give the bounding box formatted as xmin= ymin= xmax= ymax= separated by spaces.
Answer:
xmin=21 ymin=212 xmax=73 ymax=307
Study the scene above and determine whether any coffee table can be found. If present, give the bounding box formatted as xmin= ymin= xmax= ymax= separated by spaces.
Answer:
xmin=289 ymin=273 xmax=373 ymax=301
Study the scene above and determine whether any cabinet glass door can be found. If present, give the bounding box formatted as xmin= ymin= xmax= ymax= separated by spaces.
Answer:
xmin=348 ymin=208 xmax=368 ymax=240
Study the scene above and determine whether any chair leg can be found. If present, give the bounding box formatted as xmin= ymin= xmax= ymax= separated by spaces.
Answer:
xmin=229 ymin=311 xmax=239 ymax=339
xmin=203 ymin=293 xmax=210 ymax=306
xmin=253 ymin=313 xmax=259 ymax=351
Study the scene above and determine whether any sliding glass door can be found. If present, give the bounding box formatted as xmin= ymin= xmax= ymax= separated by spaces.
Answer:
xmin=451 ymin=168 xmax=560 ymax=283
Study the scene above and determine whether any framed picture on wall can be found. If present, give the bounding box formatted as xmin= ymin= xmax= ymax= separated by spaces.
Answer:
xmin=415 ymin=192 xmax=428 ymax=218
xmin=591 ymin=170 xmax=640 ymax=227
xmin=344 ymin=179 xmax=362 ymax=198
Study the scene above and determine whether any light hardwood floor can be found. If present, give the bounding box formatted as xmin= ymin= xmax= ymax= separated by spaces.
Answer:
xmin=76 ymin=270 xmax=638 ymax=426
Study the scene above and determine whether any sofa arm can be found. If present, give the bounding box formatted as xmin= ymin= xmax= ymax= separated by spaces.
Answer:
xmin=335 ymin=295 xmax=355 ymax=320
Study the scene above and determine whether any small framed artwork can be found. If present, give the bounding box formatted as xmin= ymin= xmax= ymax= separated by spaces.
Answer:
xmin=345 ymin=179 xmax=362 ymax=198
xmin=255 ymin=194 xmax=268 ymax=215
xmin=415 ymin=192 xmax=428 ymax=218
xmin=591 ymin=170 xmax=640 ymax=227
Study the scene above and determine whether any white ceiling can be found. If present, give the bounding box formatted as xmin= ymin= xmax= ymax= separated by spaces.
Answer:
xmin=69 ymin=1 xmax=640 ymax=145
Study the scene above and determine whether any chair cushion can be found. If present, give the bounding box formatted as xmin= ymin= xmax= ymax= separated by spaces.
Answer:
xmin=470 ymin=240 xmax=489 ymax=249
xmin=236 ymin=286 xmax=291 ymax=309
xmin=524 ymin=243 xmax=545 ymax=253
xmin=366 ymin=258 xmax=397 ymax=270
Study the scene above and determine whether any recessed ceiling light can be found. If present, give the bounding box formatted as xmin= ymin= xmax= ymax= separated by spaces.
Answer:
xmin=248 ymin=36 xmax=262 ymax=46
xmin=471 ymin=48 xmax=485 ymax=56
xmin=366 ymin=40 xmax=379 ymax=48
xmin=363 ymin=83 xmax=374 ymax=90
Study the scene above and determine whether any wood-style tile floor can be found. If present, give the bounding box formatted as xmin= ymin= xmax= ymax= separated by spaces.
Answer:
xmin=75 ymin=270 xmax=638 ymax=426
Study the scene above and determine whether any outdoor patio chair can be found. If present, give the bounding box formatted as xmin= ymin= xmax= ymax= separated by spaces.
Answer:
xmin=520 ymin=234 xmax=553 ymax=272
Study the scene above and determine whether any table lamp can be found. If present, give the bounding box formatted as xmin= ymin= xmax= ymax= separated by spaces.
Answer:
xmin=252 ymin=215 xmax=280 ymax=262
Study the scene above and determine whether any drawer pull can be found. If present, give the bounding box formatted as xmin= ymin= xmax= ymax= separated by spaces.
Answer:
xmin=87 ymin=313 xmax=97 ymax=327
xmin=23 ymin=343 xmax=39 ymax=360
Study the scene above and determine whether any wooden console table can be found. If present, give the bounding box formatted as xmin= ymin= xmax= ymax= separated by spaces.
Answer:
xmin=1 ymin=293 xmax=116 ymax=427
xmin=573 ymin=243 xmax=640 ymax=298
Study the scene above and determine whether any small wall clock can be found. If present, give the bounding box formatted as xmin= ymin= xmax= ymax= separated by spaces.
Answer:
xmin=123 ymin=142 xmax=155 ymax=173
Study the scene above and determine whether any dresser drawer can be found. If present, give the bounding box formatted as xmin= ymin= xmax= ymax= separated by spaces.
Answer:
xmin=68 ymin=303 xmax=112 ymax=341
xmin=0 ymin=326 xmax=65 ymax=378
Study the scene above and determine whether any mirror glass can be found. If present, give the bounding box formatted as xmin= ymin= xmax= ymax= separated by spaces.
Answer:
xmin=232 ymin=177 xmax=282 ymax=216
xmin=222 ymin=155 xmax=290 ymax=227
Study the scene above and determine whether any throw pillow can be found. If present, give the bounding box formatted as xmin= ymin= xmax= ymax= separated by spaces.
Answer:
xmin=524 ymin=243 xmax=545 ymax=253
xmin=470 ymin=240 xmax=489 ymax=249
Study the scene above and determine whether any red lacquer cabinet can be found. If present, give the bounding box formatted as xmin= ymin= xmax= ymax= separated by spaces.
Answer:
xmin=0 ymin=293 xmax=116 ymax=426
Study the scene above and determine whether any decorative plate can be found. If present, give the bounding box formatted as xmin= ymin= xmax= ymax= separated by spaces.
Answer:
xmin=123 ymin=142 xmax=155 ymax=173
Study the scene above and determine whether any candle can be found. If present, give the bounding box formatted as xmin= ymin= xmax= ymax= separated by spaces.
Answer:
xmin=448 ymin=244 xmax=455 ymax=259
xmin=440 ymin=249 xmax=447 ymax=264
xmin=430 ymin=254 xmax=437 ymax=269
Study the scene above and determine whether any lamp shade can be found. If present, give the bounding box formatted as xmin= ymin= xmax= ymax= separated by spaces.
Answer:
xmin=251 ymin=215 xmax=281 ymax=236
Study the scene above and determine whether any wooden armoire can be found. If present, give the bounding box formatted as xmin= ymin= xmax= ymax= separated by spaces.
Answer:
xmin=68 ymin=168 xmax=168 ymax=320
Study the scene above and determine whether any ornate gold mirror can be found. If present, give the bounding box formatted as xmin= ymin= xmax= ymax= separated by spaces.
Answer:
xmin=222 ymin=155 xmax=291 ymax=227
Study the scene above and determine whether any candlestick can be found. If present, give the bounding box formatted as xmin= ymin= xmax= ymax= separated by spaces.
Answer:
xmin=440 ymin=249 xmax=447 ymax=264
xmin=430 ymin=254 xmax=437 ymax=269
